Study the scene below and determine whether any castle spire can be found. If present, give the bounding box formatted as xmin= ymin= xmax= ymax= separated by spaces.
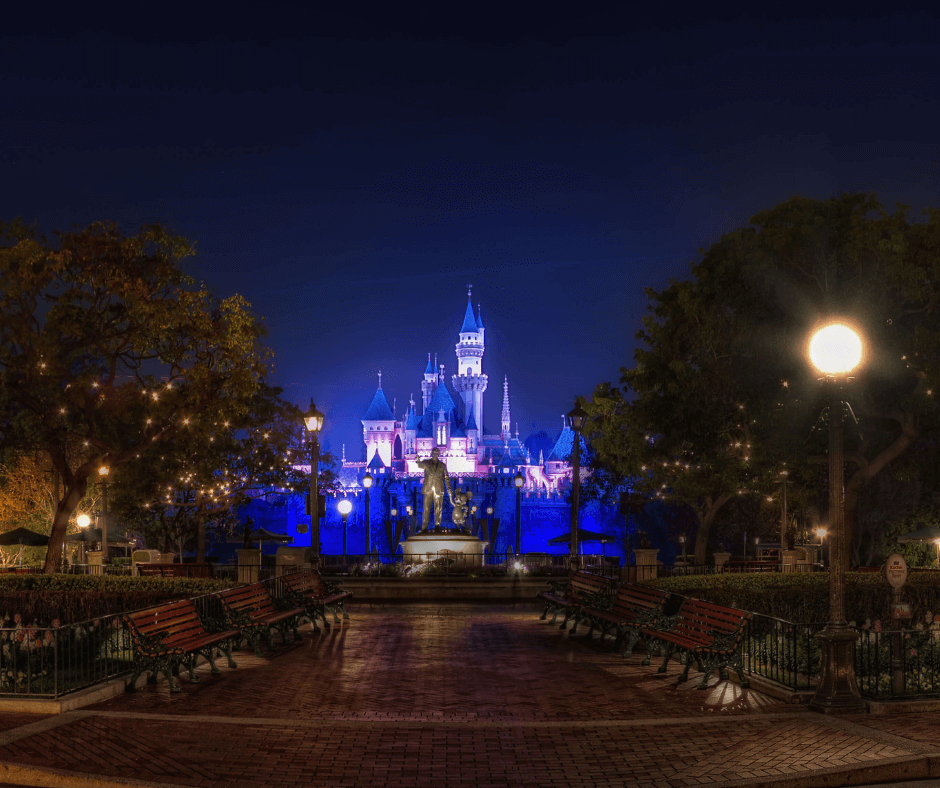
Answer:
xmin=501 ymin=376 xmax=511 ymax=440
xmin=377 ymin=370 xmax=382 ymax=389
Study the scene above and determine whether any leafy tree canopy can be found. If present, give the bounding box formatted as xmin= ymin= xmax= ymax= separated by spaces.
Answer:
xmin=588 ymin=194 xmax=940 ymax=565
xmin=0 ymin=220 xmax=271 ymax=572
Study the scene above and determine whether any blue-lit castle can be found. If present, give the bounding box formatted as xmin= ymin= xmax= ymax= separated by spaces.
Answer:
xmin=247 ymin=290 xmax=626 ymax=560
xmin=350 ymin=291 xmax=573 ymax=488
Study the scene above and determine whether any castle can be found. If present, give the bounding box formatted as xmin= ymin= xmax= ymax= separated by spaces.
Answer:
xmin=340 ymin=288 xmax=576 ymax=493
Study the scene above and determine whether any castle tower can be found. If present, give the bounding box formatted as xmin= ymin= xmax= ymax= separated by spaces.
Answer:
xmin=361 ymin=371 xmax=396 ymax=467
xmin=452 ymin=287 xmax=488 ymax=438
xmin=501 ymin=375 xmax=511 ymax=441
xmin=421 ymin=353 xmax=437 ymax=411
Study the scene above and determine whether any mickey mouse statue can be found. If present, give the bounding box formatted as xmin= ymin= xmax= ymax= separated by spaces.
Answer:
xmin=450 ymin=488 xmax=473 ymax=529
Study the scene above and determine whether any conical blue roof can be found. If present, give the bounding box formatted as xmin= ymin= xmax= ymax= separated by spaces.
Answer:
xmin=460 ymin=299 xmax=478 ymax=333
xmin=546 ymin=426 xmax=587 ymax=462
xmin=476 ymin=303 xmax=484 ymax=329
xmin=424 ymin=353 xmax=434 ymax=375
xmin=405 ymin=403 xmax=420 ymax=430
xmin=362 ymin=387 xmax=395 ymax=421
xmin=367 ymin=452 xmax=386 ymax=470
xmin=420 ymin=382 xmax=458 ymax=434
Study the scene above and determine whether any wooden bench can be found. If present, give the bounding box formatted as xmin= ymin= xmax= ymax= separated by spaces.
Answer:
xmin=280 ymin=569 xmax=352 ymax=632
xmin=579 ymin=583 xmax=672 ymax=657
xmin=122 ymin=599 xmax=239 ymax=693
xmin=536 ymin=570 xmax=616 ymax=630
xmin=137 ymin=562 xmax=215 ymax=578
xmin=218 ymin=582 xmax=306 ymax=655
xmin=639 ymin=597 xmax=751 ymax=690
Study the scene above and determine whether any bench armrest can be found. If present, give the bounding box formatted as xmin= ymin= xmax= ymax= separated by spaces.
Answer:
xmin=705 ymin=628 xmax=744 ymax=652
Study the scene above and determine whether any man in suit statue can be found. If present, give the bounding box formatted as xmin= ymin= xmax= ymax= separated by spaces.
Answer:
xmin=416 ymin=447 xmax=453 ymax=530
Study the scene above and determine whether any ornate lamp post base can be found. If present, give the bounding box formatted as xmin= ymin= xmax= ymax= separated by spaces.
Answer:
xmin=810 ymin=628 xmax=866 ymax=714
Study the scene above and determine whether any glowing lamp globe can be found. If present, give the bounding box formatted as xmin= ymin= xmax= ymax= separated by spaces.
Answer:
xmin=814 ymin=527 xmax=828 ymax=541
xmin=337 ymin=499 xmax=353 ymax=517
xmin=76 ymin=513 xmax=91 ymax=528
xmin=809 ymin=324 xmax=863 ymax=376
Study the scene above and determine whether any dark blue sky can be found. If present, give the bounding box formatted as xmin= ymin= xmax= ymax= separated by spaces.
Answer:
xmin=2 ymin=8 xmax=939 ymax=458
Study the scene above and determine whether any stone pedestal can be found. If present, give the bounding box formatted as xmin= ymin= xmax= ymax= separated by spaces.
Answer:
xmin=633 ymin=548 xmax=660 ymax=582
xmin=810 ymin=627 xmax=866 ymax=713
xmin=86 ymin=550 xmax=104 ymax=576
xmin=401 ymin=531 xmax=488 ymax=567
xmin=781 ymin=549 xmax=802 ymax=573
xmin=713 ymin=551 xmax=731 ymax=571
xmin=276 ymin=546 xmax=309 ymax=576
xmin=237 ymin=549 xmax=261 ymax=584
xmin=158 ymin=553 xmax=177 ymax=564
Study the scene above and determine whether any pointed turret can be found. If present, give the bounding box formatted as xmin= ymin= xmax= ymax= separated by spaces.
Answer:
xmin=453 ymin=287 xmax=488 ymax=434
xmin=422 ymin=353 xmax=438 ymax=411
xmin=361 ymin=371 xmax=396 ymax=466
xmin=501 ymin=376 xmax=511 ymax=441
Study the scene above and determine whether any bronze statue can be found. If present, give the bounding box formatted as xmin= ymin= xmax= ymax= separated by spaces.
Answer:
xmin=415 ymin=447 xmax=453 ymax=530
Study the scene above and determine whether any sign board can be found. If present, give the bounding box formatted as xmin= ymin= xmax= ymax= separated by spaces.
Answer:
xmin=296 ymin=523 xmax=309 ymax=535
xmin=892 ymin=602 xmax=912 ymax=620
xmin=885 ymin=553 xmax=908 ymax=589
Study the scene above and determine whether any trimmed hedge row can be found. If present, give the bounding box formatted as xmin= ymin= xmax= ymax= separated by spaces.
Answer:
xmin=0 ymin=575 xmax=236 ymax=626
xmin=647 ymin=572 xmax=940 ymax=627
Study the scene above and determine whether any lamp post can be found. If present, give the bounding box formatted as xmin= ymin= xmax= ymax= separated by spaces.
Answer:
xmin=77 ymin=512 xmax=91 ymax=567
xmin=337 ymin=499 xmax=352 ymax=567
xmin=470 ymin=505 xmax=477 ymax=533
xmin=406 ymin=505 xmax=413 ymax=537
xmin=808 ymin=322 xmax=865 ymax=713
xmin=98 ymin=465 xmax=110 ymax=565
xmin=303 ymin=400 xmax=325 ymax=559
xmin=514 ymin=471 xmax=524 ymax=555
xmin=778 ymin=469 xmax=790 ymax=558
xmin=815 ymin=527 xmax=829 ymax=569
xmin=567 ymin=403 xmax=587 ymax=570
xmin=362 ymin=472 xmax=373 ymax=556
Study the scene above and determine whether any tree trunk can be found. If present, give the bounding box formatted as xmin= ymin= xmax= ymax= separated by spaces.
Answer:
xmin=42 ymin=479 xmax=88 ymax=574
xmin=693 ymin=493 xmax=732 ymax=566
xmin=196 ymin=510 xmax=206 ymax=562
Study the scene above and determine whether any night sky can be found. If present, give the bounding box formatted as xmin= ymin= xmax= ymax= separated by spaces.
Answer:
xmin=2 ymin=9 xmax=938 ymax=459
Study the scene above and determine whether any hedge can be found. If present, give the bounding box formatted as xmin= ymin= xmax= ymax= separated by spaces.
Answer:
xmin=647 ymin=572 xmax=940 ymax=628
xmin=0 ymin=575 xmax=236 ymax=626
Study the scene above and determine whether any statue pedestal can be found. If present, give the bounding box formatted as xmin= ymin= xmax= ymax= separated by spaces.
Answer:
xmin=713 ymin=551 xmax=732 ymax=571
xmin=633 ymin=548 xmax=660 ymax=582
xmin=237 ymin=549 xmax=261 ymax=584
xmin=401 ymin=531 xmax=488 ymax=567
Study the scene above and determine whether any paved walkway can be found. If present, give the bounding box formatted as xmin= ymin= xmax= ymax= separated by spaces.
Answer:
xmin=0 ymin=603 xmax=938 ymax=787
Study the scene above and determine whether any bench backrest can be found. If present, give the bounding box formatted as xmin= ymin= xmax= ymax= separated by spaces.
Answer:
xmin=282 ymin=570 xmax=327 ymax=597
xmin=219 ymin=583 xmax=278 ymax=616
xmin=567 ymin=570 xmax=615 ymax=602
xmin=123 ymin=599 xmax=210 ymax=648
xmin=673 ymin=598 xmax=751 ymax=646
xmin=136 ymin=563 xmax=215 ymax=578
xmin=611 ymin=583 xmax=669 ymax=617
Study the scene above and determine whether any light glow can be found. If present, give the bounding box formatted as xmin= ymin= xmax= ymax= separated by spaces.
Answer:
xmin=337 ymin=499 xmax=353 ymax=516
xmin=809 ymin=323 xmax=863 ymax=375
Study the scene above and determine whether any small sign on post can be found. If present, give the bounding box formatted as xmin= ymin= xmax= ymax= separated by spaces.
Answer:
xmin=885 ymin=553 xmax=909 ymax=695
xmin=885 ymin=553 xmax=908 ymax=589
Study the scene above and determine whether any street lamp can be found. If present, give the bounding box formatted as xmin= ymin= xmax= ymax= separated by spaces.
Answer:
xmin=406 ymin=504 xmax=413 ymax=536
xmin=808 ymin=321 xmax=865 ymax=713
xmin=362 ymin=472 xmax=373 ymax=556
xmin=303 ymin=400 xmax=324 ymax=559
xmin=514 ymin=471 xmax=524 ymax=555
xmin=815 ymin=527 xmax=829 ymax=568
xmin=337 ymin=499 xmax=353 ymax=566
xmin=98 ymin=465 xmax=110 ymax=565
xmin=567 ymin=402 xmax=588 ymax=569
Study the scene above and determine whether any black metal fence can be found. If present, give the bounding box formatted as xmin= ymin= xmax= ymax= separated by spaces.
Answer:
xmin=0 ymin=612 xmax=134 ymax=699
xmin=740 ymin=614 xmax=823 ymax=691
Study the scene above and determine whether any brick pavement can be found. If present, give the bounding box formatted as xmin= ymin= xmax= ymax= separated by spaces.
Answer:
xmin=0 ymin=603 xmax=937 ymax=787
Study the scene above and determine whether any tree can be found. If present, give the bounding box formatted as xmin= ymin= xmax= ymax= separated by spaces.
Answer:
xmin=111 ymin=385 xmax=313 ymax=560
xmin=0 ymin=220 xmax=270 ymax=572
xmin=589 ymin=194 xmax=940 ymax=565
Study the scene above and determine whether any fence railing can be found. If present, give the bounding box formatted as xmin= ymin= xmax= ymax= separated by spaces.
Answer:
xmin=854 ymin=627 xmax=940 ymax=699
xmin=740 ymin=614 xmax=823 ymax=691
xmin=0 ymin=612 xmax=133 ymax=699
